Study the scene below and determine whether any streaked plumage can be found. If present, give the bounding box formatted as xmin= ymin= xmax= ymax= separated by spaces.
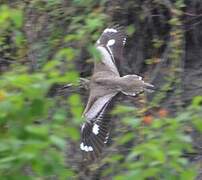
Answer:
xmin=80 ymin=25 xmax=154 ymax=161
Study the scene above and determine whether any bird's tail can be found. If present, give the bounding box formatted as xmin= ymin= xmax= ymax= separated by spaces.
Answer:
xmin=120 ymin=75 xmax=155 ymax=96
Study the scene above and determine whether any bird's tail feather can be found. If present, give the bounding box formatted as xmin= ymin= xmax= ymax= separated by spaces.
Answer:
xmin=120 ymin=75 xmax=155 ymax=96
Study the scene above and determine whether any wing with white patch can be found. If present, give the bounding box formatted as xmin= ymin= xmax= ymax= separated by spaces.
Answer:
xmin=95 ymin=46 xmax=120 ymax=75
xmin=80 ymin=93 xmax=116 ymax=161
xmin=96 ymin=25 xmax=126 ymax=67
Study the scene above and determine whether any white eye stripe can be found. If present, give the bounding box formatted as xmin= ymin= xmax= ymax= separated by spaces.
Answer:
xmin=107 ymin=39 xmax=115 ymax=46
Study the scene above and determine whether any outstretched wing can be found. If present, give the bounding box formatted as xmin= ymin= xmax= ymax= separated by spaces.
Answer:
xmin=80 ymin=92 xmax=116 ymax=161
xmin=80 ymin=26 xmax=127 ymax=161
xmin=95 ymin=25 xmax=127 ymax=76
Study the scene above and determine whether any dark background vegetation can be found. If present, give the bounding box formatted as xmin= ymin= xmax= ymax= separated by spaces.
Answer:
xmin=0 ymin=0 xmax=202 ymax=179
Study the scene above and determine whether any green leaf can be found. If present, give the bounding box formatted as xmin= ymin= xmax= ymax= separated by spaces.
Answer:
xmin=30 ymin=99 xmax=45 ymax=117
xmin=117 ymin=132 xmax=134 ymax=145
xmin=50 ymin=135 xmax=66 ymax=150
xmin=192 ymin=96 xmax=202 ymax=107
xmin=66 ymin=127 xmax=80 ymax=141
xmin=193 ymin=117 xmax=202 ymax=132
xmin=122 ymin=117 xmax=140 ymax=128
xmin=180 ymin=169 xmax=197 ymax=180
xmin=11 ymin=9 xmax=23 ymax=28
xmin=112 ymin=105 xmax=136 ymax=115
xmin=56 ymin=48 xmax=75 ymax=61
xmin=87 ymin=45 xmax=101 ymax=62
xmin=126 ymin=25 xmax=135 ymax=36
xmin=25 ymin=125 xmax=49 ymax=137
xmin=68 ymin=94 xmax=83 ymax=120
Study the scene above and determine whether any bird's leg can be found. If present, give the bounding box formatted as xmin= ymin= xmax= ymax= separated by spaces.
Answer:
xmin=79 ymin=78 xmax=90 ymax=90
xmin=61 ymin=78 xmax=90 ymax=90
xmin=56 ymin=77 xmax=90 ymax=96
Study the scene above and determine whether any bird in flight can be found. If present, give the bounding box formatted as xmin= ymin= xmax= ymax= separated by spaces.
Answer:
xmin=80 ymin=25 xmax=154 ymax=161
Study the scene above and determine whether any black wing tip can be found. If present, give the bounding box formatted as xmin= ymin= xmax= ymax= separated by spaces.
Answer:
xmin=80 ymin=121 xmax=110 ymax=161
xmin=109 ymin=23 xmax=125 ymax=30
xmin=98 ymin=25 xmax=127 ymax=47
xmin=104 ymin=24 xmax=126 ymax=35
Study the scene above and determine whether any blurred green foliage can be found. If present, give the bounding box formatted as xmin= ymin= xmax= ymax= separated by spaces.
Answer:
xmin=0 ymin=0 xmax=202 ymax=179
xmin=0 ymin=3 xmax=81 ymax=178
xmin=112 ymin=99 xmax=202 ymax=179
